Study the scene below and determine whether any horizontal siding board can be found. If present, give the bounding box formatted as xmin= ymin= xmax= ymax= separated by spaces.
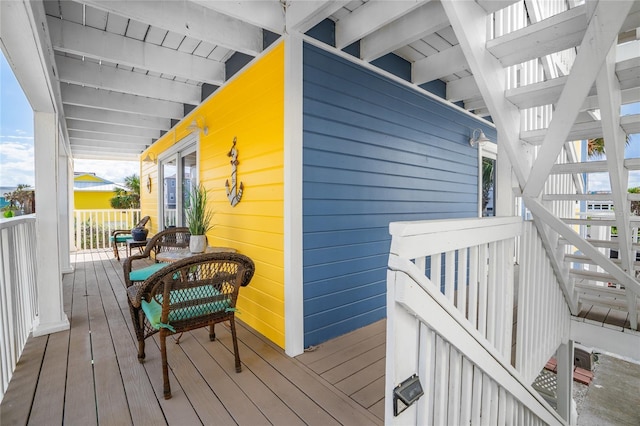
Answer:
xmin=305 ymin=309 xmax=386 ymax=346
xmin=303 ymin=51 xmax=486 ymax=132
xmin=302 ymin=42 xmax=485 ymax=347
xmin=304 ymin=269 xmax=385 ymax=298
xmin=303 ymin=88 xmax=476 ymax=158
xmin=304 ymin=166 xmax=477 ymax=195
xmin=304 ymin=148 xmax=475 ymax=184
xmin=304 ymin=281 xmax=385 ymax=316
xmin=304 ymin=184 xmax=477 ymax=204
xmin=303 ymin=126 xmax=476 ymax=175
xmin=304 ymin=255 xmax=389 ymax=283
xmin=304 ymin=211 xmax=475 ymax=233
xmin=306 ymin=293 xmax=387 ymax=328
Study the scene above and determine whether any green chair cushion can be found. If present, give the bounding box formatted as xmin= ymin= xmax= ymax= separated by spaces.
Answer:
xmin=110 ymin=234 xmax=131 ymax=243
xmin=129 ymin=263 xmax=168 ymax=282
xmin=141 ymin=286 xmax=231 ymax=332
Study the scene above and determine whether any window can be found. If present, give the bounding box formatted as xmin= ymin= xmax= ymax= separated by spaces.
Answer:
xmin=158 ymin=135 xmax=198 ymax=229
xmin=480 ymin=142 xmax=497 ymax=217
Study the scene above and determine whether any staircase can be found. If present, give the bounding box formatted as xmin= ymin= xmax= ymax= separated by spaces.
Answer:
xmin=443 ymin=0 xmax=640 ymax=334
xmin=385 ymin=1 xmax=640 ymax=424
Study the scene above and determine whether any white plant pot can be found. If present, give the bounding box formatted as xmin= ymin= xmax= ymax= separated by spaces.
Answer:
xmin=189 ymin=235 xmax=207 ymax=253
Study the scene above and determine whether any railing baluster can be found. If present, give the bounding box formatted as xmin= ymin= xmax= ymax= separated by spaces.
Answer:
xmin=0 ymin=216 xmax=37 ymax=401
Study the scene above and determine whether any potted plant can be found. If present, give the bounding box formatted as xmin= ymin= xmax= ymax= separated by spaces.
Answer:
xmin=185 ymin=183 xmax=214 ymax=253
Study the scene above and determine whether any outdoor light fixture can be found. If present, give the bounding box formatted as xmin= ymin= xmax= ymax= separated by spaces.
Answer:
xmin=393 ymin=374 xmax=424 ymax=416
xmin=142 ymin=152 xmax=157 ymax=164
xmin=187 ymin=116 xmax=209 ymax=135
xmin=469 ymin=128 xmax=491 ymax=147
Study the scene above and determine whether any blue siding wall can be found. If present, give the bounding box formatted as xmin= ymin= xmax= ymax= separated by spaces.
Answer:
xmin=302 ymin=43 xmax=494 ymax=347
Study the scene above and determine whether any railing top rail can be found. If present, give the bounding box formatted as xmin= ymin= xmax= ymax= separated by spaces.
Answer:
xmin=389 ymin=216 xmax=522 ymax=259
xmin=0 ymin=214 xmax=36 ymax=230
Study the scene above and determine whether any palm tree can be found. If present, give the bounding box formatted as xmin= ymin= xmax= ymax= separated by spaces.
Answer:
xmin=482 ymin=158 xmax=495 ymax=216
xmin=587 ymin=136 xmax=630 ymax=158
xmin=3 ymin=184 xmax=34 ymax=214
xmin=110 ymin=174 xmax=140 ymax=209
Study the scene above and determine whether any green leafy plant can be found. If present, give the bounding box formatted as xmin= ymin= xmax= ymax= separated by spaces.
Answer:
xmin=185 ymin=183 xmax=214 ymax=235
xmin=110 ymin=174 xmax=140 ymax=209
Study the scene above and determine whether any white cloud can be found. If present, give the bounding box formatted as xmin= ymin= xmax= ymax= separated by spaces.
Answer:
xmin=74 ymin=159 xmax=140 ymax=184
xmin=587 ymin=173 xmax=610 ymax=192
xmin=0 ymin=139 xmax=35 ymax=187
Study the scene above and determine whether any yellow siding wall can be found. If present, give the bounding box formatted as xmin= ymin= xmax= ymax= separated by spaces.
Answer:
xmin=140 ymin=42 xmax=286 ymax=347
xmin=74 ymin=191 xmax=114 ymax=209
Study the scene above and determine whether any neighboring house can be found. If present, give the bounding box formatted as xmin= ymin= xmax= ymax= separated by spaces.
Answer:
xmin=74 ymin=172 xmax=126 ymax=209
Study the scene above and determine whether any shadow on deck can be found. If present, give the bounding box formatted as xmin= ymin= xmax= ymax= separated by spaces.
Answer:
xmin=0 ymin=248 xmax=384 ymax=425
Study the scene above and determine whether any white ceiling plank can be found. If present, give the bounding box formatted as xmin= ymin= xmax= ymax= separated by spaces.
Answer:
xmin=286 ymin=1 xmax=351 ymax=34
xmin=56 ymin=55 xmax=202 ymax=105
xmin=487 ymin=4 xmax=587 ymax=67
xmin=70 ymin=141 xmax=148 ymax=153
xmin=446 ymin=75 xmax=481 ymax=102
xmin=82 ymin=0 xmax=263 ymax=56
xmin=48 ymin=18 xmax=225 ymax=86
xmin=69 ymin=129 xmax=150 ymax=144
xmin=442 ymin=0 xmax=530 ymax=187
xmin=104 ymin=10 xmax=128 ymax=35
xmin=71 ymin=150 xmax=140 ymax=161
xmin=193 ymin=0 xmax=284 ymax=34
xmin=412 ymin=45 xmax=467 ymax=85
xmin=125 ymin=18 xmax=148 ymax=41
xmin=61 ymin=84 xmax=183 ymax=119
xmin=523 ymin=0 xmax=635 ymax=198
xmin=84 ymin=6 xmax=108 ymax=31
xmin=360 ymin=1 xmax=449 ymax=62
xmin=144 ymin=26 xmax=166 ymax=45
xmin=161 ymin=31 xmax=184 ymax=50
xmin=66 ymin=119 xmax=160 ymax=139
xmin=335 ymin=0 xmax=423 ymax=50
xmin=177 ymin=36 xmax=200 ymax=54
xmin=63 ymin=104 xmax=171 ymax=131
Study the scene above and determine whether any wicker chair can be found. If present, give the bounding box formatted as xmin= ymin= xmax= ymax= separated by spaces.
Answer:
xmin=123 ymin=227 xmax=191 ymax=286
xmin=110 ymin=215 xmax=150 ymax=260
xmin=128 ymin=252 xmax=255 ymax=399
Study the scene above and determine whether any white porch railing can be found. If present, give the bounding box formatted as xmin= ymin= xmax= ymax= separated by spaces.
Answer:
xmin=73 ymin=209 xmax=142 ymax=250
xmin=0 ymin=215 xmax=37 ymax=401
xmin=386 ymin=217 xmax=565 ymax=425
xmin=517 ymin=221 xmax=572 ymax=383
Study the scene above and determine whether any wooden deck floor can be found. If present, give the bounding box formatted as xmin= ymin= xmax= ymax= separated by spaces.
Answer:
xmin=0 ymin=248 xmax=385 ymax=425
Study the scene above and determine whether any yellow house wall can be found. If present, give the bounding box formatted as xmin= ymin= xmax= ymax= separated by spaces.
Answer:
xmin=140 ymin=42 xmax=286 ymax=348
xmin=74 ymin=191 xmax=114 ymax=209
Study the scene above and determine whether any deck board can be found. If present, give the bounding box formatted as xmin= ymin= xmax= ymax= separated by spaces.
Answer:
xmin=1 ymin=248 xmax=384 ymax=425
xmin=64 ymin=253 xmax=99 ymax=425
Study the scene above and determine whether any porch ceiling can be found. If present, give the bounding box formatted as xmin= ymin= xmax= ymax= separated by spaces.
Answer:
xmin=1 ymin=0 xmax=637 ymax=162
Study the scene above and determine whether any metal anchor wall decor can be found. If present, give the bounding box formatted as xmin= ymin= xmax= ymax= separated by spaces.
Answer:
xmin=225 ymin=137 xmax=244 ymax=207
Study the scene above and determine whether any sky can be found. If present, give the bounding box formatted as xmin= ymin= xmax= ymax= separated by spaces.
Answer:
xmin=1 ymin=50 xmax=638 ymax=191
xmin=0 ymin=51 xmax=138 ymax=189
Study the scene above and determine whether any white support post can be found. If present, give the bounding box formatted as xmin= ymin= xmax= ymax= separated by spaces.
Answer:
xmin=58 ymin=147 xmax=73 ymax=273
xmin=68 ymin=156 xmax=77 ymax=252
xmin=556 ymin=340 xmax=574 ymax=424
xmin=283 ymin=34 xmax=304 ymax=356
xmin=32 ymin=112 xmax=70 ymax=337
